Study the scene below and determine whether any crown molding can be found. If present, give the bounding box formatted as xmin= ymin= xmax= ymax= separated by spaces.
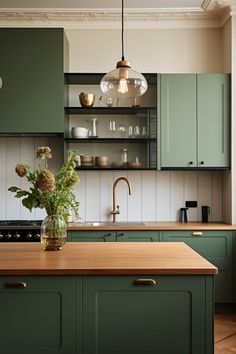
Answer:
xmin=0 ymin=2 xmax=231 ymax=30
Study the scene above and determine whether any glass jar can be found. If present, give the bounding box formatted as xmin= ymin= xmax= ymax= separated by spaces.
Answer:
xmin=120 ymin=148 xmax=128 ymax=164
xmin=41 ymin=215 xmax=67 ymax=251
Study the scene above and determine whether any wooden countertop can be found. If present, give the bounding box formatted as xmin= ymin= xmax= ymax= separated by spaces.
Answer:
xmin=0 ymin=242 xmax=217 ymax=275
xmin=67 ymin=221 xmax=236 ymax=231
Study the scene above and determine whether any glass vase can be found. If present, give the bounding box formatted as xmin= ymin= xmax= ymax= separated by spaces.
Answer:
xmin=41 ymin=215 xmax=67 ymax=251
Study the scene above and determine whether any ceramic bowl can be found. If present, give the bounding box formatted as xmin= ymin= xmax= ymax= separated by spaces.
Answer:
xmin=71 ymin=127 xmax=89 ymax=138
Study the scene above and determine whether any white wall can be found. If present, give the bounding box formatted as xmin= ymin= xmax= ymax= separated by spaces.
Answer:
xmin=65 ymin=28 xmax=223 ymax=73
xmin=0 ymin=137 xmax=223 ymax=222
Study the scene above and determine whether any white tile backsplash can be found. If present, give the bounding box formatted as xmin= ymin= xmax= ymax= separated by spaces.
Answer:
xmin=0 ymin=137 xmax=224 ymax=222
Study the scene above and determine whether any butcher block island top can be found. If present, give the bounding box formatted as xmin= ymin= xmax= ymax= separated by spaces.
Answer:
xmin=0 ymin=242 xmax=217 ymax=275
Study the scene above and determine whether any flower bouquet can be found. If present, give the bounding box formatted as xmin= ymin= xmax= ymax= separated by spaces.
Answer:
xmin=9 ymin=147 xmax=79 ymax=251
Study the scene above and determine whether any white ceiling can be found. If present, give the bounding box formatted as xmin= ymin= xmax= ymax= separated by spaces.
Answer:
xmin=0 ymin=0 xmax=204 ymax=10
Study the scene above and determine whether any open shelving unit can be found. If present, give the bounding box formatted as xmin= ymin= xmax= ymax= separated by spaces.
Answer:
xmin=64 ymin=73 xmax=157 ymax=170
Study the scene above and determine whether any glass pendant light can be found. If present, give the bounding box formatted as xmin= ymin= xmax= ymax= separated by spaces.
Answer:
xmin=100 ymin=0 xmax=148 ymax=99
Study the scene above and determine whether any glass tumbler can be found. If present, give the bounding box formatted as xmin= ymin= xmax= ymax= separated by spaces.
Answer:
xmin=134 ymin=125 xmax=140 ymax=137
xmin=118 ymin=125 xmax=126 ymax=137
xmin=109 ymin=121 xmax=116 ymax=137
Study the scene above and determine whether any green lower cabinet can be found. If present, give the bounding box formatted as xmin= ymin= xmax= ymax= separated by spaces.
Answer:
xmin=68 ymin=231 xmax=159 ymax=242
xmin=68 ymin=231 xmax=116 ymax=242
xmin=116 ymin=231 xmax=159 ymax=242
xmin=162 ymin=230 xmax=233 ymax=303
xmin=0 ymin=276 xmax=78 ymax=354
xmin=82 ymin=275 xmax=214 ymax=354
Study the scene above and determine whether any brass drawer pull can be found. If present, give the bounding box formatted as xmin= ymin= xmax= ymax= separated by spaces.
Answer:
xmin=103 ymin=233 xmax=112 ymax=240
xmin=133 ymin=279 xmax=157 ymax=286
xmin=192 ymin=232 xmax=203 ymax=236
xmin=4 ymin=282 xmax=27 ymax=289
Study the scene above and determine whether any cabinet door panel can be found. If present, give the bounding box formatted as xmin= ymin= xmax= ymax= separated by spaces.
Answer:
xmin=0 ymin=276 xmax=77 ymax=354
xmin=0 ymin=29 xmax=66 ymax=133
xmin=116 ymin=231 xmax=159 ymax=242
xmin=161 ymin=74 xmax=197 ymax=168
xmin=197 ymin=74 xmax=230 ymax=168
xmin=83 ymin=275 xmax=213 ymax=354
xmin=162 ymin=230 xmax=233 ymax=302
xmin=68 ymin=231 xmax=116 ymax=242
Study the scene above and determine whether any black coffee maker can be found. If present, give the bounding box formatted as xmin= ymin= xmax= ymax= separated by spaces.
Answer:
xmin=179 ymin=207 xmax=189 ymax=222
xmin=202 ymin=206 xmax=210 ymax=222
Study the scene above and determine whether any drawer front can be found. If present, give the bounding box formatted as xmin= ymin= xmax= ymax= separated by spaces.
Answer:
xmin=0 ymin=276 xmax=77 ymax=354
xmin=116 ymin=231 xmax=160 ymax=242
xmin=68 ymin=231 xmax=116 ymax=242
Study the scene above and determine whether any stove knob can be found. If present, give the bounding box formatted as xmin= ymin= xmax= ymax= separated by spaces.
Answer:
xmin=6 ymin=233 xmax=11 ymax=239
xmin=0 ymin=233 xmax=3 ymax=240
xmin=34 ymin=233 xmax=41 ymax=240
xmin=14 ymin=232 xmax=20 ymax=240
xmin=26 ymin=233 xmax=32 ymax=240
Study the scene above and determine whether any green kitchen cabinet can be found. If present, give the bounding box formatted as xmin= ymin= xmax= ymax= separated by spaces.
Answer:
xmin=0 ymin=276 xmax=78 ymax=354
xmin=160 ymin=74 xmax=197 ymax=168
xmin=0 ymin=28 xmax=68 ymax=133
xmin=160 ymin=74 xmax=230 ymax=169
xmin=197 ymin=74 xmax=230 ymax=168
xmin=82 ymin=275 xmax=214 ymax=354
xmin=68 ymin=231 xmax=116 ymax=242
xmin=162 ymin=230 xmax=233 ymax=302
xmin=116 ymin=231 xmax=160 ymax=242
xmin=68 ymin=230 xmax=159 ymax=242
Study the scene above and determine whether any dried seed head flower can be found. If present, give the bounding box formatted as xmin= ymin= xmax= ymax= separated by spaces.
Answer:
xmin=36 ymin=146 xmax=52 ymax=160
xmin=67 ymin=171 xmax=79 ymax=186
xmin=15 ymin=163 xmax=28 ymax=177
xmin=36 ymin=170 xmax=55 ymax=191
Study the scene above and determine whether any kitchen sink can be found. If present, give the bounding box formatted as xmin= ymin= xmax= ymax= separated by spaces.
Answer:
xmin=78 ymin=221 xmax=145 ymax=226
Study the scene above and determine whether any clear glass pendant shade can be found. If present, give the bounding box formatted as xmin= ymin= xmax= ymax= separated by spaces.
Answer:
xmin=100 ymin=66 xmax=148 ymax=99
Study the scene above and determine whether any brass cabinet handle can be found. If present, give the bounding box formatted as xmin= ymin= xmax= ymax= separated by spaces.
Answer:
xmin=103 ymin=233 xmax=112 ymax=241
xmin=133 ymin=279 xmax=157 ymax=286
xmin=4 ymin=282 xmax=27 ymax=289
xmin=192 ymin=232 xmax=203 ymax=236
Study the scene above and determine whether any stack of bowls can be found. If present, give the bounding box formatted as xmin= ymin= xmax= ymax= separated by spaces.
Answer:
xmin=80 ymin=155 xmax=94 ymax=167
xmin=95 ymin=156 xmax=108 ymax=168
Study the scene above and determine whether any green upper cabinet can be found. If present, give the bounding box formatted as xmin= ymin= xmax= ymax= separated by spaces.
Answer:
xmin=160 ymin=74 xmax=197 ymax=168
xmin=197 ymin=74 xmax=230 ymax=168
xmin=160 ymin=73 xmax=230 ymax=169
xmin=0 ymin=28 xmax=68 ymax=133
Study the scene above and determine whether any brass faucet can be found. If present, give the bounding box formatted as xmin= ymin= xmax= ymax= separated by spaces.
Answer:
xmin=110 ymin=177 xmax=132 ymax=223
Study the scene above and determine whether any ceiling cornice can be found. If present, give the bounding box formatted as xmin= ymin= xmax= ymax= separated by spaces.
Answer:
xmin=0 ymin=1 xmax=231 ymax=30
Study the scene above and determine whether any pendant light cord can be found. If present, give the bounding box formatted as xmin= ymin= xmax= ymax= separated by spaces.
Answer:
xmin=121 ymin=0 xmax=125 ymax=61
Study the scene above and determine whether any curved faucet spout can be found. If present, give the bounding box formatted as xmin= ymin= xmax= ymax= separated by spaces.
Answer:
xmin=110 ymin=177 xmax=132 ymax=223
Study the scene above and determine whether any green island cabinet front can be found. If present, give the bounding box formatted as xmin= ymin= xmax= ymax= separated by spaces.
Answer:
xmin=0 ymin=276 xmax=77 ymax=354
xmin=82 ymin=275 xmax=214 ymax=354
xmin=160 ymin=73 xmax=230 ymax=168
xmin=0 ymin=28 xmax=68 ymax=133
xmin=0 ymin=274 xmax=214 ymax=354
xmin=162 ymin=230 xmax=233 ymax=303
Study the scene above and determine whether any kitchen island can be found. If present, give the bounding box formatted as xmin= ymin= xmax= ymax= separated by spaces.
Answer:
xmin=0 ymin=242 xmax=217 ymax=354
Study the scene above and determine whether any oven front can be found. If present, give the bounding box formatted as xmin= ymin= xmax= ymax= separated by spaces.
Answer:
xmin=0 ymin=221 xmax=41 ymax=242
